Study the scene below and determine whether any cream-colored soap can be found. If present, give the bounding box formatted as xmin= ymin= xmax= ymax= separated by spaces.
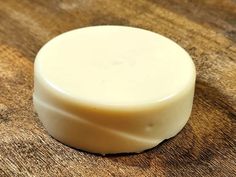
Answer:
xmin=33 ymin=26 xmax=196 ymax=154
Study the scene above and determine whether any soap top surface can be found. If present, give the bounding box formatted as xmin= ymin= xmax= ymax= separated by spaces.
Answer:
xmin=35 ymin=26 xmax=195 ymax=106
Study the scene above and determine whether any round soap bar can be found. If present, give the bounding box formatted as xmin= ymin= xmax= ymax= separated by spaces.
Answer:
xmin=33 ymin=26 xmax=196 ymax=154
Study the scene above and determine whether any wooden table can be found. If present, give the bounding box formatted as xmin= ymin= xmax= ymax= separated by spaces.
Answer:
xmin=0 ymin=0 xmax=235 ymax=176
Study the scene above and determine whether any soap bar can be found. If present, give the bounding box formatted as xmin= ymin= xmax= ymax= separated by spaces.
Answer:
xmin=33 ymin=26 xmax=196 ymax=154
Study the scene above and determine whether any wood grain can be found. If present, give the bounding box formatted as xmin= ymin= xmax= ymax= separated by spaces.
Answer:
xmin=0 ymin=0 xmax=235 ymax=176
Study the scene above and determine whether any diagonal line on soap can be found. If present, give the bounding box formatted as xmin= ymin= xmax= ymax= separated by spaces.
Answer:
xmin=33 ymin=95 xmax=161 ymax=146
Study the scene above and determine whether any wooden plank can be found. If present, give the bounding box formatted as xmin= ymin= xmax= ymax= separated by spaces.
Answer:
xmin=0 ymin=0 xmax=235 ymax=176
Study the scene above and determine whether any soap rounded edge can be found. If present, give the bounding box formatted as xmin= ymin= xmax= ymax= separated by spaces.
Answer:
xmin=34 ymin=25 xmax=196 ymax=111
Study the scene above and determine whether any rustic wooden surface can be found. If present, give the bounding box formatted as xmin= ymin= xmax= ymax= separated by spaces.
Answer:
xmin=0 ymin=0 xmax=235 ymax=176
